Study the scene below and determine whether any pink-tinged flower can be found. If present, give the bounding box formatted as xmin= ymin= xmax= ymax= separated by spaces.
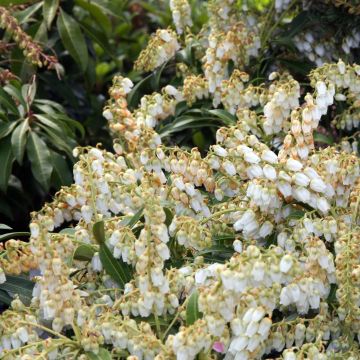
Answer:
xmin=213 ymin=341 xmax=225 ymax=353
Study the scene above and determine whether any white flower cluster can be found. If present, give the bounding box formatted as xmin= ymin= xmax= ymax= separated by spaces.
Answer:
xmin=170 ymin=0 xmax=193 ymax=34
xmin=135 ymin=28 xmax=180 ymax=72
xmin=263 ymin=74 xmax=300 ymax=135
xmin=203 ymin=24 xmax=260 ymax=99
xmin=0 ymin=1 xmax=359 ymax=358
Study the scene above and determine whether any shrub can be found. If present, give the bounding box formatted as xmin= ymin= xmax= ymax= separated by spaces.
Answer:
xmin=0 ymin=1 xmax=359 ymax=360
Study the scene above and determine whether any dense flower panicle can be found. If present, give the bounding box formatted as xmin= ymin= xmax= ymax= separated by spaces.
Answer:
xmin=0 ymin=1 xmax=359 ymax=359
xmin=203 ymin=23 xmax=260 ymax=100
xmin=170 ymin=0 xmax=193 ymax=34
xmin=0 ymin=6 xmax=58 ymax=69
xmin=134 ymin=29 xmax=180 ymax=72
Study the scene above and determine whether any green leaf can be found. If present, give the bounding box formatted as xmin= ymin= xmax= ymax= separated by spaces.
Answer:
xmin=0 ymin=87 xmax=19 ymax=115
xmin=79 ymin=20 xmax=113 ymax=57
xmin=0 ymin=121 xmax=18 ymax=140
xmin=14 ymin=2 xmax=42 ymax=24
xmin=75 ymin=0 xmax=112 ymax=35
xmin=314 ymin=131 xmax=334 ymax=145
xmin=37 ymin=124 xmax=74 ymax=157
xmin=93 ymin=221 xmax=132 ymax=288
xmin=11 ymin=119 xmax=29 ymax=165
xmin=123 ymin=207 xmax=144 ymax=228
xmin=27 ymin=131 xmax=53 ymax=190
xmin=73 ymin=244 xmax=95 ymax=261
xmin=57 ymin=9 xmax=89 ymax=72
xmin=287 ymin=209 xmax=306 ymax=220
xmin=186 ymin=290 xmax=201 ymax=325
xmin=0 ymin=289 xmax=12 ymax=305
xmin=43 ymin=0 xmax=59 ymax=29
xmin=127 ymin=73 xmax=153 ymax=110
xmin=3 ymin=84 xmax=26 ymax=110
xmin=0 ymin=275 xmax=34 ymax=306
xmin=86 ymin=348 xmax=112 ymax=360
xmin=0 ymin=224 xmax=12 ymax=231
xmin=52 ymin=152 xmax=73 ymax=186
xmin=99 ymin=243 xmax=131 ymax=288
xmin=59 ymin=228 xmax=76 ymax=235
xmin=207 ymin=109 xmax=237 ymax=125
xmin=34 ymin=114 xmax=67 ymax=135
xmin=0 ymin=232 xmax=29 ymax=242
xmin=159 ymin=116 xmax=221 ymax=138
xmin=93 ymin=220 xmax=106 ymax=244
xmin=0 ymin=136 xmax=15 ymax=192
xmin=21 ymin=76 xmax=37 ymax=110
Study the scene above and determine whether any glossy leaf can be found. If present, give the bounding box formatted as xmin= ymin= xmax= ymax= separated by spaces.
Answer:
xmin=0 ymin=232 xmax=29 ymax=242
xmin=57 ymin=9 xmax=89 ymax=72
xmin=11 ymin=119 xmax=29 ymax=165
xmin=186 ymin=290 xmax=201 ymax=325
xmin=99 ymin=243 xmax=131 ymax=288
xmin=0 ymin=121 xmax=18 ymax=140
xmin=75 ymin=0 xmax=112 ymax=35
xmin=121 ymin=208 xmax=144 ymax=229
xmin=314 ymin=131 xmax=334 ymax=145
xmin=93 ymin=220 xmax=106 ymax=245
xmin=0 ymin=136 xmax=15 ymax=192
xmin=73 ymin=244 xmax=95 ymax=261
xmin=207 ymin=109 xmax=237 ymax=125
xmin=93 ymin=221 xmax=131 ymax=288
xmin=43 ymin=0 xmax=59 ymax=29
xmin=0 ymin=87 xmax=19 ymax=115
xmin=0 ymin=224 xmax=12 ymax=231
xmin=27 ymin=131 xmax=53 ymax=190
xmin=51 ymin=152 xmax=73 ymax=186
xmin=86 ymin=348 xmax=112 ymax=360
xmin=0 ymin=289 xmax=12 ymax=305
xmin=0 ymin=275 xmax=34 ymax=306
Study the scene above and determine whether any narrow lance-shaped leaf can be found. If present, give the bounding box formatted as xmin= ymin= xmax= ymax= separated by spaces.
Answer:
xmin=186 ymin=290 xmax=201 ymax=325
xmin=0 ymin=136 xmax=15 ymax=192
xmin=0 ymin=87 xmax=19 ymax=115
xmin=43 ymin=0 xmax=59 ymax=29
xmin=57 ymin=9 xmax=89 ymax=72
xmin=92 ymin=221 xmax=132 ymax=288
xmin=27 ymin=131 xmax=53 ymax=191
xmin=11 ymin=119 xmax=29 ymax=165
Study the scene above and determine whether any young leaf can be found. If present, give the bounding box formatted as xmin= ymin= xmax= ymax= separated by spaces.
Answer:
xmin=0 ymin=136 xmax=15 ymax=192
xmin=43 ymin=0 xmax=59 ymax=29
xmin=27 ymin=131 xmax=53 ymax=190
xmin=186 ymin=290 xmax=201 ymax=325
xmin=11 ymin=119 xmax=29 ymax=165
xmin=21 ymin=76 xmax=37 ymax=111
xmin=57 ymin=9 xmax=89 ymax=72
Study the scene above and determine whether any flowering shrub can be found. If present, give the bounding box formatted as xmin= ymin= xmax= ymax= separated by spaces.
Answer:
xmin=0 ymin=1 xmax=359 ymax=359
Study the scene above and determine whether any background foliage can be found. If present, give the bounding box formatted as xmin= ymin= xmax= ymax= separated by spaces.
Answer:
xmin=0 ymin=0 xmax=358 ymax=230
